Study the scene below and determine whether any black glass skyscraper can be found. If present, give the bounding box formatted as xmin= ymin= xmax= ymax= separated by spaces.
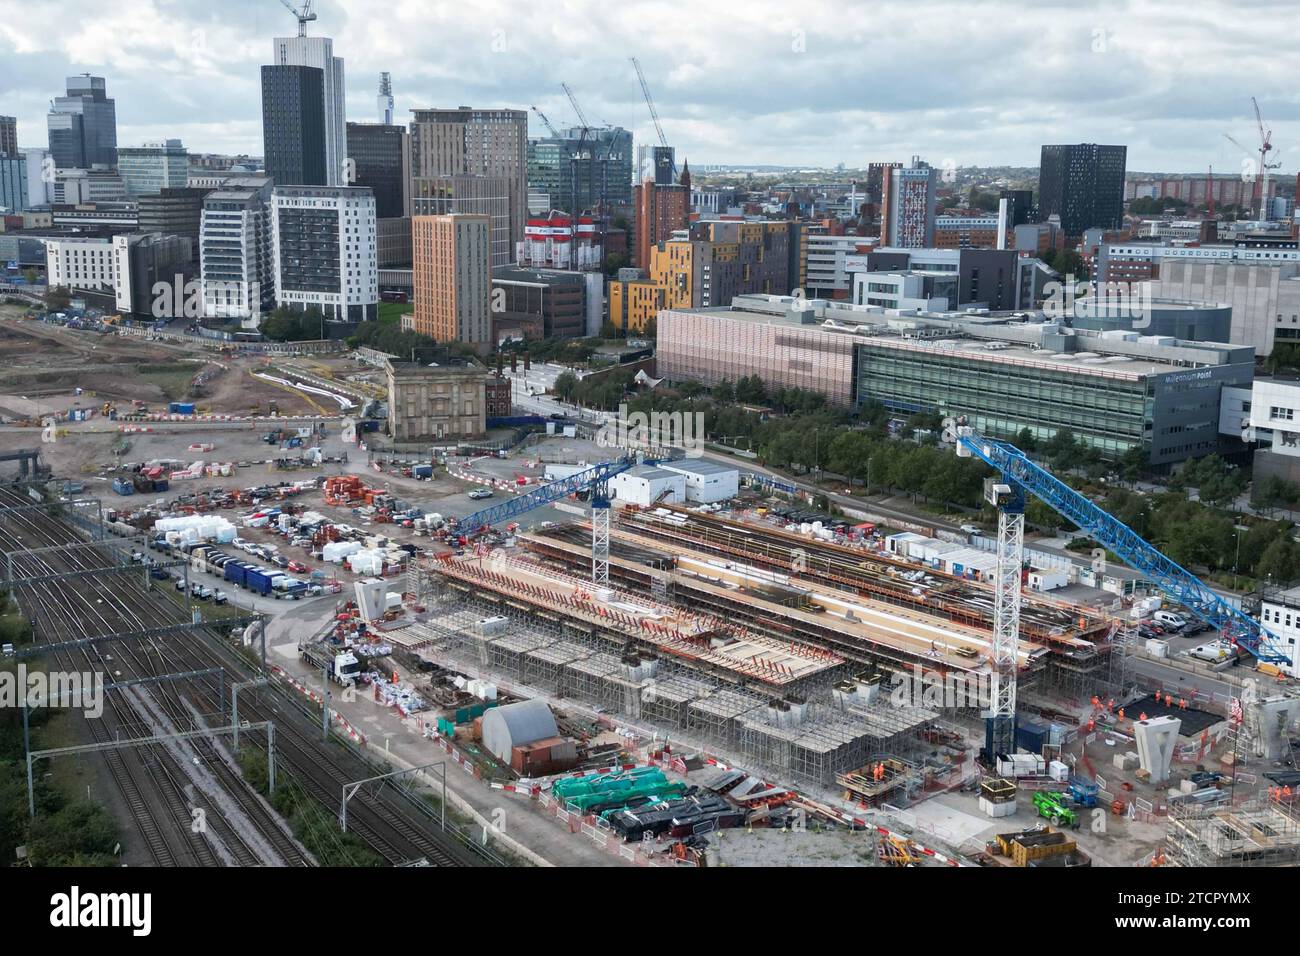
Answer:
xmin=261 ymin=65 xmax=327 ymax=186
xmin=1038 ymin=144 xmax=1126 ymax=236
xmin=345 ymin=122 xmax=407 ymax=218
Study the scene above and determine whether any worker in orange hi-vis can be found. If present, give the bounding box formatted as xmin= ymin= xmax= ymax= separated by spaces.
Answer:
xmin=1087 ymin=719 xmax=1096 ymax=733
xmin=1118 ymin=708 xmax=1125 ymax=721
xmin=1179 ymin=698 xmax=1187 ymax=710
xmin=1165 ymin=693 xmax=1174 ymax=707
xmin=1091 ymin=695 xmax=1100 ymax=710
xmin=1139 ymin=712 xmax=1148 ymax=722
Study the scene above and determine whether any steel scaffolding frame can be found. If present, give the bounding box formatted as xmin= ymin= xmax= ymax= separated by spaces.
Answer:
xmin=1165 ymin=793 xmax=1300 ymax=867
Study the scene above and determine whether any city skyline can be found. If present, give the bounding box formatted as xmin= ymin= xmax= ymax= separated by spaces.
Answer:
xmin=1 ymin=0 xmax=1298 ymax=174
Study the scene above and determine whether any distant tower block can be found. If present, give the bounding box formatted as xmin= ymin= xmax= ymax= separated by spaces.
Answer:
xmin=1133 ymin=715 xmax=1181 ymax=784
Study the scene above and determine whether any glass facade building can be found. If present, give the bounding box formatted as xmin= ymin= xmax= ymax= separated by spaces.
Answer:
xmin=47 ymin=75 xmax=117 ymax=169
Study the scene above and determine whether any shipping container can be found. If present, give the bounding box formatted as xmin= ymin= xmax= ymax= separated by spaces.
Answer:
xmin=168 ymin=402 xmax=196 ymax=415
xmin=112 ymin=477 xmax=135 ymax=496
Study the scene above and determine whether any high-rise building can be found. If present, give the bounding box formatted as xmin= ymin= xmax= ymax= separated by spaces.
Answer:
xmin=881 ymin=159 xmax=937 ymax=248
xmin=117 ymin=140 xmax=189 ymax=197
xmin=47 ymin=75 xmax=117 ymax=169
xmin=199 ymin=176 xmax=275 ymax=324
xmin=633 ymin=178 xmax=689 ymax=271
xmin=272 ymin=36 xmax=347 ymax=186
xmin=271 ymin=185 xmax=378 ymax=331
xmin=138 ymin=187 xmax=211 ymax=263
xmin=0 ymin=116 xmax=16 ymax=158
xmin=52 ymin=167 xmax=127 ymax=204
xmin=112 ymin=233 xmax=195 ymax=318
xmin=410 ymin=213 xmax=492 ymax=349
xmin=999 ymin=188 xmax=1034 ymax=228
xmin=0 ymin=157 xmax=28 ymax=213
xmin=652 ymin=146 xmax=676 ymax=186
xmin=410 ymin=108 xmax=528 ymax=266
xmin=1038 ymin=143 xmax=1126 ymax=236
xmin=647 ymin=220 xmax=793 ymax=310
xmin=261 ymin=65 xmax=327 ymax=186
xmin=345 ymin=121 xmax=410 ymax=219
xmin=526 ymin=126 xmax=633 ymax=215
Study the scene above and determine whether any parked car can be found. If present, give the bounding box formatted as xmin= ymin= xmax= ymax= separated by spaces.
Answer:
xmin=287 ymin=560 xmax=309 ymax=573
xmin=468 ymin=488 xmax=494 ymax=500
xmin=959 ymin=524 xmax=982 ymax=536
xmin=272 ymin=555 xmax=290 ymax=569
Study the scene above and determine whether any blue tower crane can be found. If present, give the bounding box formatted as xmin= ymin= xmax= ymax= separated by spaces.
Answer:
xmin=957 ymin=428 xmax=1287 ymax=664
xmin=446 ymin=456 xmax=643 ymax=583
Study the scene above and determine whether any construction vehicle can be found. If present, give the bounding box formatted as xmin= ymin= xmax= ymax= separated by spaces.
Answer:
xmin=1032 ymin=790 xmax=1078 ymax=829
xmin=1066 ymin=778 xmax=1098 ymax=808
xmin=300 ymin=641 xmax=361 ymax=686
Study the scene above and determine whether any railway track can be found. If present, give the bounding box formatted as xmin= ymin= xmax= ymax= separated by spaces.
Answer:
xmin=0 ymin=486 xmax=492 ymax=867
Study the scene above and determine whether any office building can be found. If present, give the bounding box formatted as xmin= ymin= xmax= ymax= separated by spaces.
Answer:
xmin=881 ymin=159 xmax=937 ymax=248
xmin=345 ymin=121 xmax=410 ymax=219
xmin=261 ymin=65 xmax=327 ymax=186
xmin=409 ymin=213 xmax=492 ymax=349
xmin=0 ymin=157 xmax=28 ymax=213
xmin=0 ymin=116 xmax=16 ymax=158
xmin=272 ymin=35 xmax=346 ymax=186
xmin=271 ymin=185 xmax=378 ymax=332
xmin=526 ymin=126 xmax=633 ymax=215
xmin=199 ymin=176 xmax=275 ymax=324
xmin=112 ymin=232 xmax=194 ymax=318
xmin=376 ymin=217 xmax=412 ymax=267
xmin=490 ymin=265 xmax=587 ymax=340
xmin=383 ymin=356 xmax=488 ymax=441
xmin=1038 ymin=143 xmax=1126 ymax=236
xmin=47 ymin=75 xmax=117 ymax=170
xmin=410 ymin=108 xmax=528 ymax=267
xmin=52 ymin=167 xmax=127 ymax=204
xmin=658 ymin=294 xmax=1253 ymax=466
xmin=802 ymin=234 xmax=868 ymax=299
xmin=1257 ymin=588 xmax=1300 ymax=677
xmin=117 ymin=140 xmax=188 ymax=197
xmin=138 ymin=187 xmax=210 ymax=263
xmin=846 ymin=247 xmax=1025 ymax=311
xmin=1224 ymin=378 xmax=1300 ymax=485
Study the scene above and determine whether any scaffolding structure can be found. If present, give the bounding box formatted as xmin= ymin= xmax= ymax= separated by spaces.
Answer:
xmin=407 ymin=588 xmax=939 ymax=789
xmin=1164 ymin=793 xmax=1300 ymax=867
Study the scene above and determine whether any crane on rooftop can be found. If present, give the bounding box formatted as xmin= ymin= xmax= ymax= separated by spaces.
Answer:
xmin=278 ymin=0 xmax=317 ymax=37
xmin=630 ymin=56 xmax=676 ymax=180
xmin=1224 ymin=97 xmax=1282 ymax=221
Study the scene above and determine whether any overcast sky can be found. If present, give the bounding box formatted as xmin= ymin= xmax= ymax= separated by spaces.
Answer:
xmin=2 ymin=0 xmax=1297 ymax=175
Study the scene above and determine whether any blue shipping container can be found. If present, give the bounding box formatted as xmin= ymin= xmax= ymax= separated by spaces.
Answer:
xmin=168 ymin=402 xmax=196 ymax=415
xmin=112 ymin=478 xmax=135 ymax=496
xmin=224 ymin=562 xmax=248 ymax=587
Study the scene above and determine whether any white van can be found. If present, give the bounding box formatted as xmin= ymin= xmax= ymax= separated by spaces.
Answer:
xmin=1188 ymin=641 xmax=1230 ymax=663
xmin=1153 ymin=610 xmax=1186 ymax=631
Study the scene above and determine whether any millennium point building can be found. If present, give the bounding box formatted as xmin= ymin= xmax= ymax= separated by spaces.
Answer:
xmin=657 ymin=294 xmax=1254 ymax=466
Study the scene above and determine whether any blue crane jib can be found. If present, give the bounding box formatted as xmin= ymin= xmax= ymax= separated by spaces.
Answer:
xmin=447 ymin=456 xmax=640 ymax=537
xmin=957 ymin=431 xmax=1287 ymax=664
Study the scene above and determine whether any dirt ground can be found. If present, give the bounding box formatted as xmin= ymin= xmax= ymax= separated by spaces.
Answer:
xmin=0 ymin=310 xmax=324 ymax=419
